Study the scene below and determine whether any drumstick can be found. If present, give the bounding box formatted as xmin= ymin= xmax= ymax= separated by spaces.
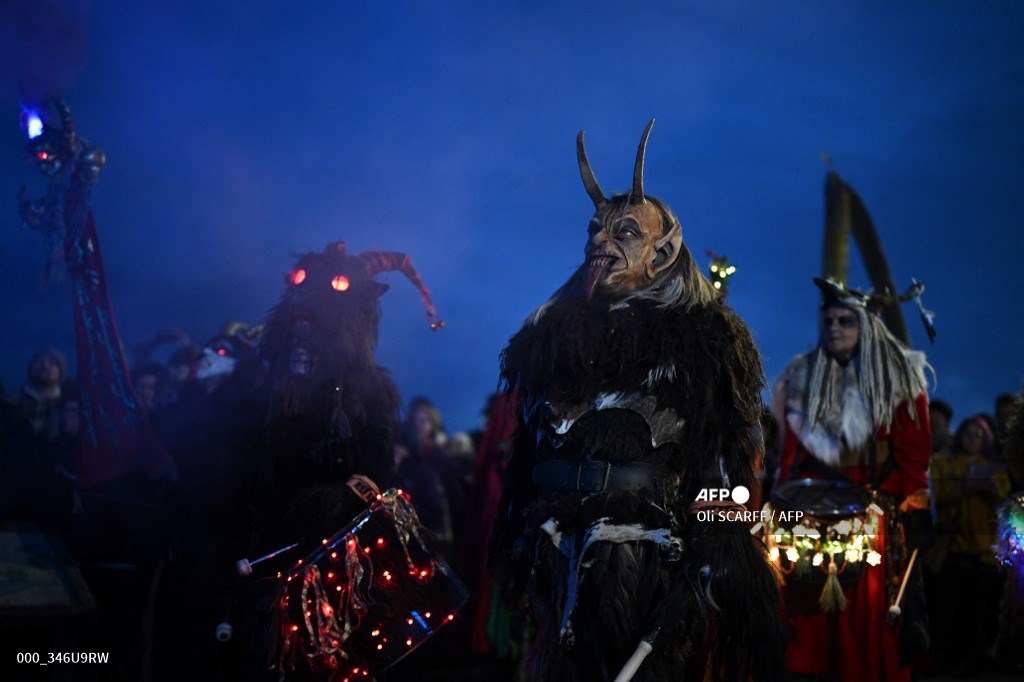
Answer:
xmin=887 ymin=547 xmax=919 ymax=618
xmin=236 ymin=542 xmax=301 ymax=576
xmin=613 ymin=637 xmax=655 ymax=682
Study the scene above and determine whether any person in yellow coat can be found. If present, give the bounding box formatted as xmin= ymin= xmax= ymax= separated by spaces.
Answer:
xmin=929 ymin=415 xmax=1011 ymax=672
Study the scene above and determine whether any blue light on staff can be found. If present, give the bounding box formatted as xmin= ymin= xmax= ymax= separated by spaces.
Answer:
xmin=28 ymin=115 xmax=43 ymax=139
xmin=20 ymin=109 xmax=44 ymax=139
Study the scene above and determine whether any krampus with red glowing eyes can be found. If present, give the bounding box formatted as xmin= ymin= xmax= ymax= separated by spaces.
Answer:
xmin=240 ymin=241 xmax=442 ymax=557
xmin=214 ymin=242 xmax=447 ymax=678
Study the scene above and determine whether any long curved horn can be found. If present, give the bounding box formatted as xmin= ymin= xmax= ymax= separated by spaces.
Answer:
xmin=630 ymin=119 xmax=655 ymax=204
xmin=576 ymin=131 xmax=606 ymax=208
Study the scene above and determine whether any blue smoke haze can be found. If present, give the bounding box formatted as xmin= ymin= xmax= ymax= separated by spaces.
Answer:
xmin=1 ymin=1 xmax=1021 ymax=430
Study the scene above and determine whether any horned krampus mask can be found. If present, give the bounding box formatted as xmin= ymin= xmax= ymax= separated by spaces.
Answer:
xmin=577 ymin=119 xmax=684 ymax=300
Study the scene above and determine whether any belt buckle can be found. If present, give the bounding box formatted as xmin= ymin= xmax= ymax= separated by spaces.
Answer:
xmin=576 ymin=459 xmax=612 ymax=493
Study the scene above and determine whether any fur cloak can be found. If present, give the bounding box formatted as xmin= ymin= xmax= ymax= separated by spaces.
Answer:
xmin=496 ymin=293 xmax=784 ymax=681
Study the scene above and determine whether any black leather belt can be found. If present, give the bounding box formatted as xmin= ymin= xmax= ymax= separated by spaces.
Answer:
xmin=532 ymin=459 xmax=661 ymax=493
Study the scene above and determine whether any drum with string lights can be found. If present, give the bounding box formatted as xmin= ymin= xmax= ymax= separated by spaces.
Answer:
xmin=273 ymin=489 xmax=468 ymax=680
xmin=761 ymin=479 xmax=884 ymax=612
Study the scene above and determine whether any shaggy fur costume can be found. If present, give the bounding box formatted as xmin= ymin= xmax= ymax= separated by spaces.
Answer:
xmin=497 ymin=289 xmax=785 ymax=681
xmin=240 ymin=244 xmax=401 ymax=553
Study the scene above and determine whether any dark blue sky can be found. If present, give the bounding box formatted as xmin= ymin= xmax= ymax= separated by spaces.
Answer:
xmin=1 ymin=1 xmax=1022 ymax=432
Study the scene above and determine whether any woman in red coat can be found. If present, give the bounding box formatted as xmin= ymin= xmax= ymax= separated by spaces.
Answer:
xmin=773 ymin=278 xmax=932 ymax=682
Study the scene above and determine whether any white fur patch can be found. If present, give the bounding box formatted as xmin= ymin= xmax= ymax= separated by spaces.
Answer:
xmin=839 ymin=383 xmax=872 ymax=451
xmin=541 ymin=517 xmax=562 ymax=548
xmin=643 ymin=363 xmax=677 ymax=387
xmin=593 ymin=392 xmax=626 ymax=410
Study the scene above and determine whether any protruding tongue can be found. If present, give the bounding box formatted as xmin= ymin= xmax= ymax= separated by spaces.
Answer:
xmin=584 ymin=259 xmax=609 ymax=301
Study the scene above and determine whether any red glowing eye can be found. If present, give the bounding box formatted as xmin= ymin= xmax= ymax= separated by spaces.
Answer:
xmin=331 ymin=275 xmax=350 ymax=292
xmin=216 ymin=349 xmax=227 ymax=356
xmin=37 ymin=151 xmax=49 ymax=160
xmin=291 ymin=268 xmax=307 ymax=285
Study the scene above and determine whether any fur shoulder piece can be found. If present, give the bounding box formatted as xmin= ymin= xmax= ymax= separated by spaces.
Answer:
xmin=501 ymin=296 xmax=765 ymax=435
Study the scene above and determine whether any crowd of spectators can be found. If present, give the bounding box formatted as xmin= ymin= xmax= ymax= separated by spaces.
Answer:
xmin=0 ymin=333 xmax=1021 ymax=680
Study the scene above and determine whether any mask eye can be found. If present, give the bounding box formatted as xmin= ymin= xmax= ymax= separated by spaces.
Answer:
xmin=290 ymin=268 xmax=307 ymax=285
xmin=36 ymin=151 xmax=49 ymax=161
xmin=216 ymin=348 xmax=228 ymax=356
xmin=331 ymin=275 xmax=350 ymax=292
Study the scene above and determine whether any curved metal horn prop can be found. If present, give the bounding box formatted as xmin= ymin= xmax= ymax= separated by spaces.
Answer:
xmin=630 ymin=119 xmax=655 ymax=204
xmin=576 ymin=131 xmax=606 ymax=208
xmin=56 ymin=98 xmax=75 ymax=145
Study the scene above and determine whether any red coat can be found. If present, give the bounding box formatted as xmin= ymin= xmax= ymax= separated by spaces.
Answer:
xmin=777 ymin=393 xmax=930 ymax=681
xmin=779 ymin=392 xmax=931 ymax=499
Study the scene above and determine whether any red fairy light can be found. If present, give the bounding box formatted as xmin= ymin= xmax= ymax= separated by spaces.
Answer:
xmin=291 ymin=625 xmax=300 ymax=632
xmin=371 ymin=629 xmax=380 ymax=637
xmin=331 ymin=275 xmax=350 ymax=291
xmin=406 ymin=638 xmax=413 ymax=647
xmin=447 ymin=614 xmax=455 ymax=622
xmin=291 ymin=268 xmax=307 ymax=285
xmin=336 ymin=585 xmax=342 ymax=592
xmin=322 ymin=538 xmax=329 ymax=545
xmin=364 ymin=546 xmax=371 ymax=554
xmin=377 ymin=644 xmax=383 ymax=651
xmin=376 ymin=537 xmax=385 ymax=547
xmin=331 ymin=552 xmax=338 ymax=559
xmin=347 ymin=539 xmax=356 ymax=548
xmin=363 ymin=672 xmax=369 ymax=677
xmin=424 ymin=612 xmax=431 ymax=618
xmin=327 ymin=571 xmax=334 ymax=579
xmin=406 ymin=618 xmax=414 ymax=625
